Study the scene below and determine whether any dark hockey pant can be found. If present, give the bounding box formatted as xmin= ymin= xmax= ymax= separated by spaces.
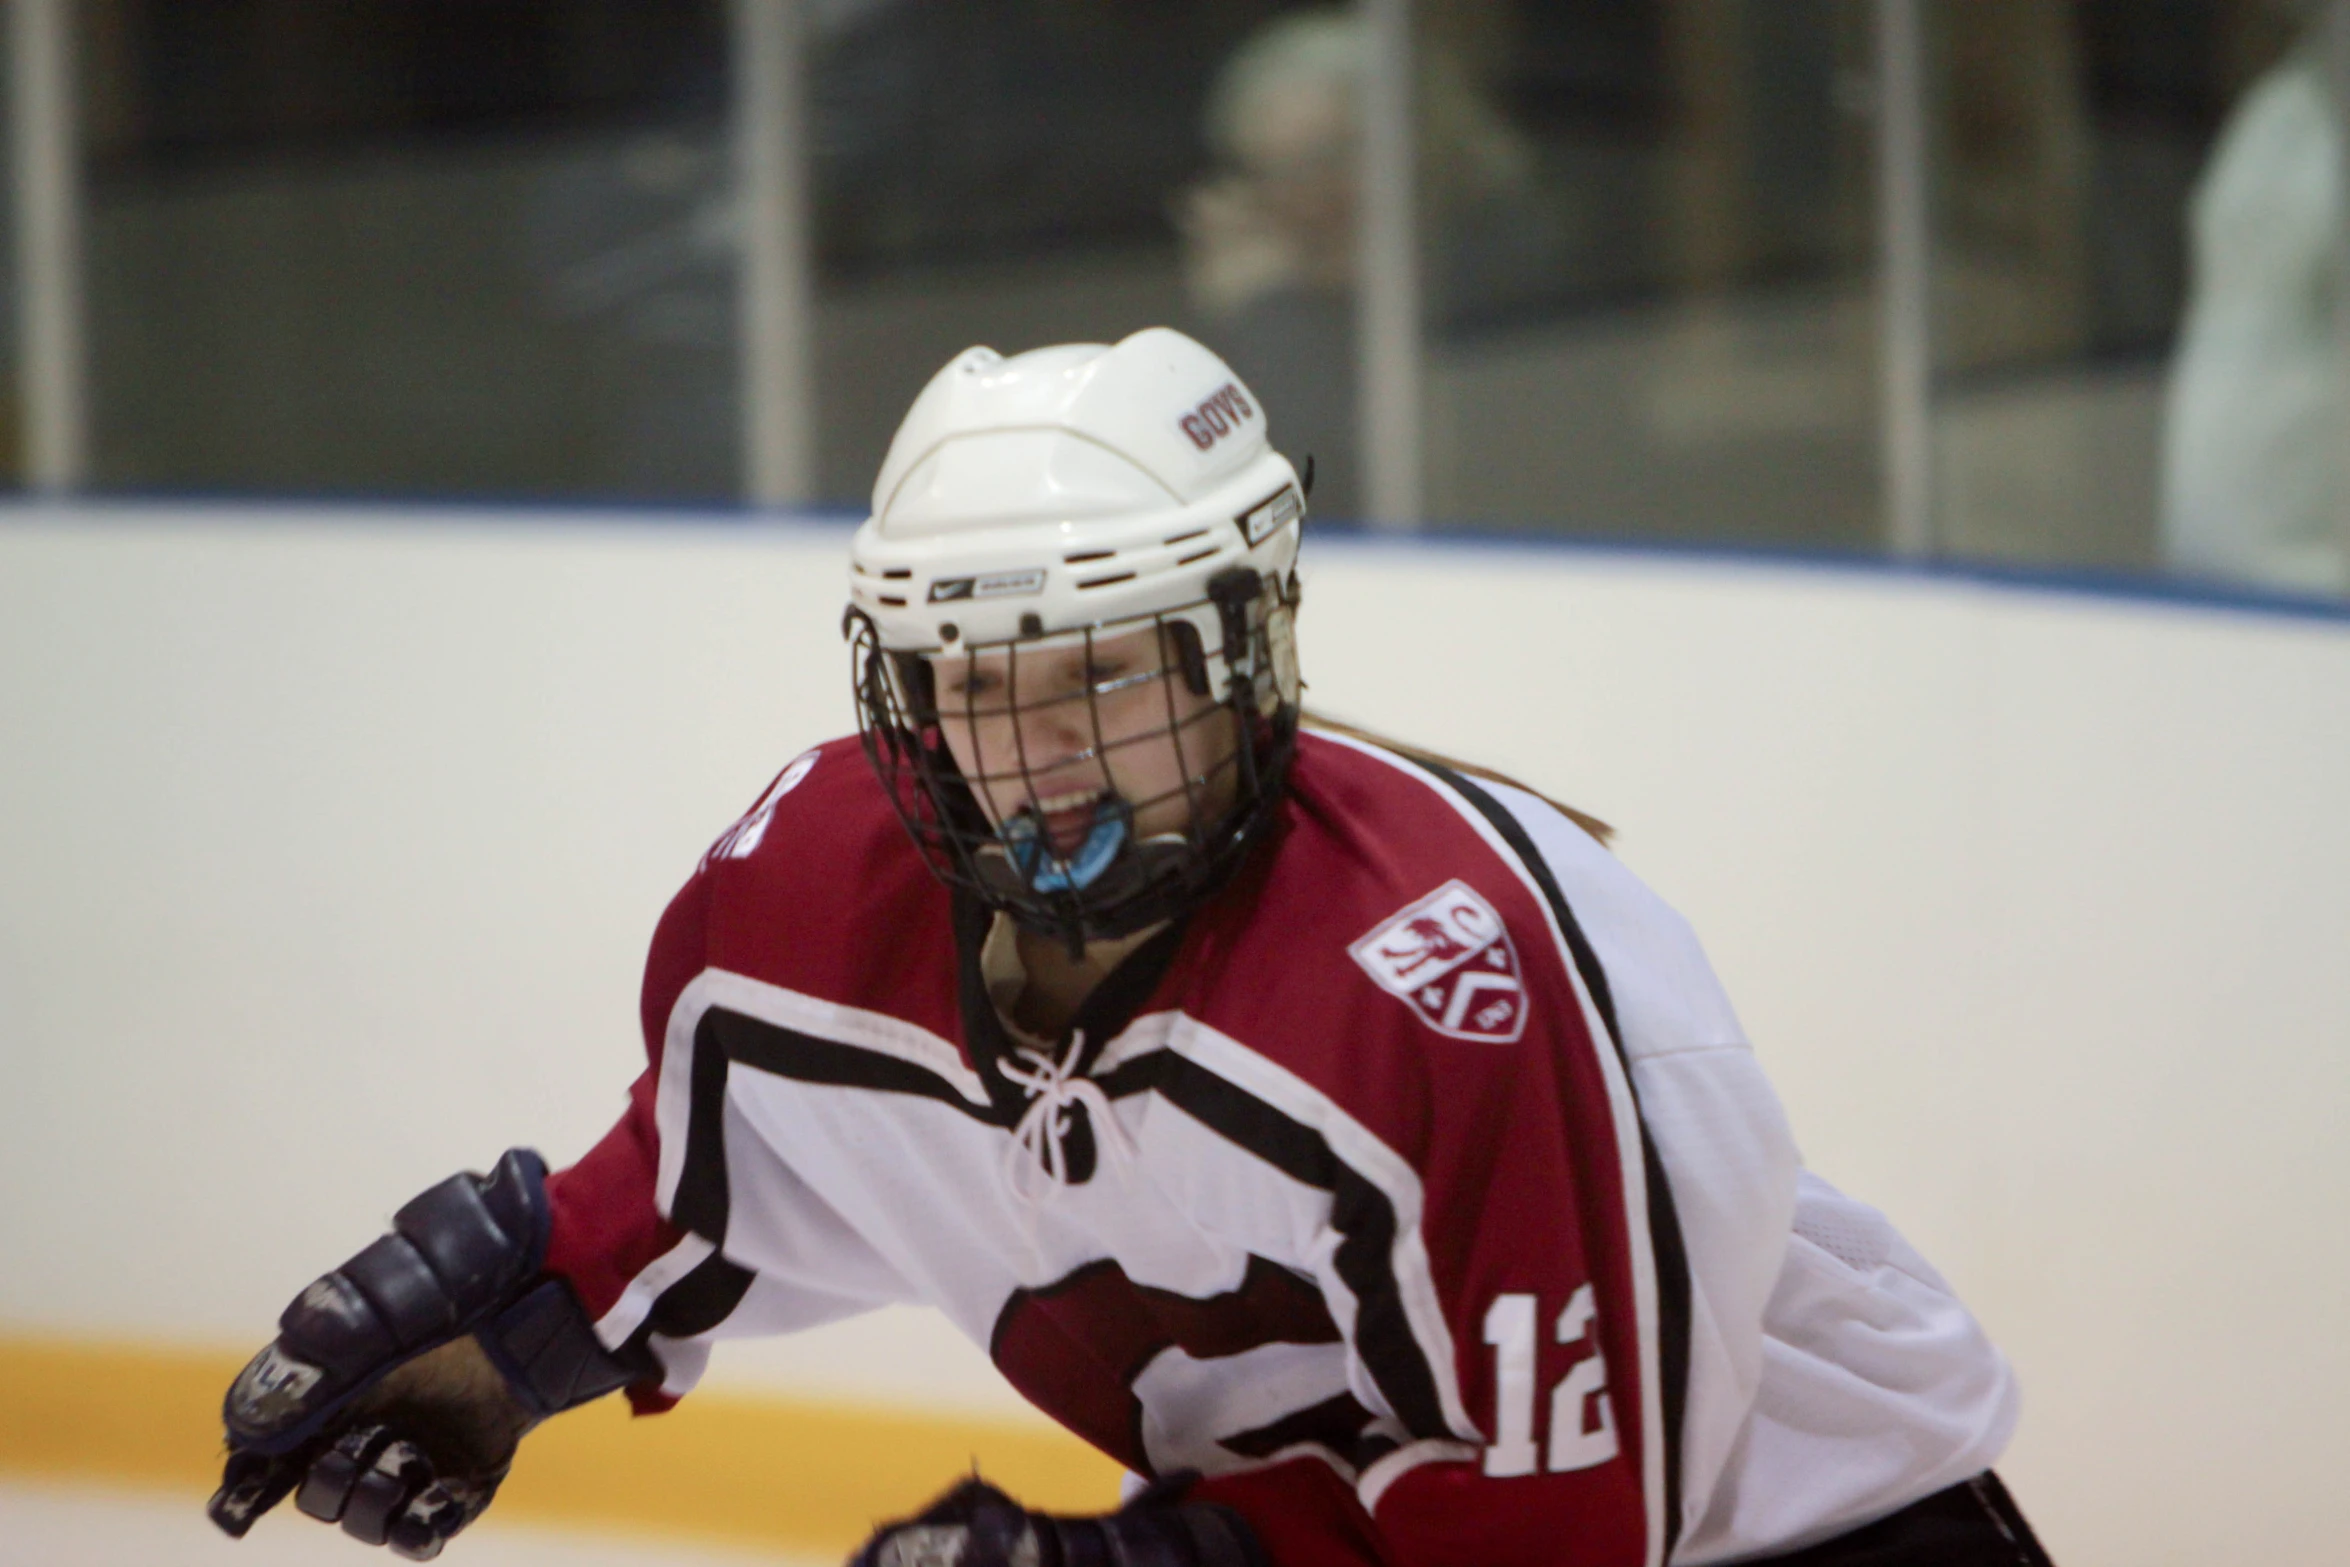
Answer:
xmin=1759 ymin=1473 xmax=2053 ymax=1566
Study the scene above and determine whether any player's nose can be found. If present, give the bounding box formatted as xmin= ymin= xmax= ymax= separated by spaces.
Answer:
xmin=1016 ymin=703 xmax=1106 ymax=778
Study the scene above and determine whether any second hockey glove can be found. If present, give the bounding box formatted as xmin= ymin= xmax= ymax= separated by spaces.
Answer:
xmin=852 ymin=1474 xmax=1267 ymax=1567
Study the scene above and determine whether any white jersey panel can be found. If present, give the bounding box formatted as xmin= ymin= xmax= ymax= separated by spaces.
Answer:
xmin=633 ymin=972 xmax=1485 ymax=1482
xmin=1478 ymin=779 xmax=2013 ymax=1565
xmin=1476 ymin=777 xmax=1792 ymax=1557
xmin=1686 ymin=1172 xmax=2021 ymax=1560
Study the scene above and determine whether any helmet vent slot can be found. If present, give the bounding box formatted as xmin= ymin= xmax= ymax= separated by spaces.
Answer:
xmin=878 ymin=595 xmax=908 ymax=607
xmin=1175 ymin=548 xmax=1217 ymax=566
xmin=1075 ymin=571 xmax=1136 ymax=590
xmin=1162 ymin=528 xmax=1209 ymax=546
xmin=1063 ymin=549 xmax=1117 ymax=564
xmin=881 ymin=568 xmax=913 ymax=580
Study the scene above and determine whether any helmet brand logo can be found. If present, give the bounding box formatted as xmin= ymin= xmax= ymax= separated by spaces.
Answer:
xmin=1349 ymin=880 xmax=1528 ymax=1043
xmin=929 ymin=568 xmax=1046 ymax=603
xmin=1178 ymin=382 xmax=1257 ymax=451
xmin=1238 ymin=486 xmax=1303 ymax=546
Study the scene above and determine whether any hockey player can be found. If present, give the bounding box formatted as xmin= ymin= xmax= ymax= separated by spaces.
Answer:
xmin=207 ymin=329 xmax=2050 ymax=1566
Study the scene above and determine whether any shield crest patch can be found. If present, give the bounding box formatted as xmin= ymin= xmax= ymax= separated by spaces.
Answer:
xmin=1348 ymin=879 xmax=1528 ymax=1043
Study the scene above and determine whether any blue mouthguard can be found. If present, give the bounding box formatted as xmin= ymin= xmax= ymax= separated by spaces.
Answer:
xmin=1003 ymin=798 xmax=1129 ymax=893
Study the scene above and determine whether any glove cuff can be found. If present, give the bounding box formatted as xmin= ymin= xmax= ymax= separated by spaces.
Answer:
xmin=476 ymin=1278 xmax=650 ymax=1420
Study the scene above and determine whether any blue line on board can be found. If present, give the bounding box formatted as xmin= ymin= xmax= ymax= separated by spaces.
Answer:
xmin=2 ymin=489 xmax=2345 ymax=630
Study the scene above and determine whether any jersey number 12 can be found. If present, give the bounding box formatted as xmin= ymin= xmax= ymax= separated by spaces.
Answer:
xmin=1481 ymin=1284 xmax=1620 ymax=1478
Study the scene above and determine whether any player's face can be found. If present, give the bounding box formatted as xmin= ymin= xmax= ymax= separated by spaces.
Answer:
xmin=930 ymin=623 xmax=1238 ymax=856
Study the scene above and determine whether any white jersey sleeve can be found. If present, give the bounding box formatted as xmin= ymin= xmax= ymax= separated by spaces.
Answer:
xmin=1483 ymin=781 xmax=2019 ymax=1563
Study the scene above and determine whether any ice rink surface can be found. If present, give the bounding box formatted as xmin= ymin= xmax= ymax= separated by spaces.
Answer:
xmin=0 ymin=1480 xmax=827 ymax=1567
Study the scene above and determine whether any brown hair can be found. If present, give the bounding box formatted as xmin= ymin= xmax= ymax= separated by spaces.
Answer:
xmin=1301 ymin=712 xmax=1614 ymax=846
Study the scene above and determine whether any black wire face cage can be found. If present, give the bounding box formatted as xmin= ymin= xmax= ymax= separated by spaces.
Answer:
xmin=853 ymin=567 xmax=1300 ymax=954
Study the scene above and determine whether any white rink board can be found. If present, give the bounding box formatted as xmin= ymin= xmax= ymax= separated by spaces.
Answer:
xmin=1 ymin=504 xmax=2345 ymax=1565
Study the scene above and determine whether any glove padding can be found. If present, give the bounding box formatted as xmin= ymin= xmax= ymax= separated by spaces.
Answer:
xmin=852 ymin=1475 xmax=1266 ymax=1567
xmin=208 ymin=1149 xmax=646 ymax=1558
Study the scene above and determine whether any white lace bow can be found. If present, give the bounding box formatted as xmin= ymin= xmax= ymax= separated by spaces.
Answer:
xmin=998 ymin=1030 xmax=1137 ymax=1204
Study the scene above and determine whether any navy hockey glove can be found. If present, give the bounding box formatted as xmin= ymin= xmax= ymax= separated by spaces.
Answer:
xmin=853 ymin=1475 xmax=1266 ymax=1567
xmin=206 ymin=1148 xmax=648 ymax=1559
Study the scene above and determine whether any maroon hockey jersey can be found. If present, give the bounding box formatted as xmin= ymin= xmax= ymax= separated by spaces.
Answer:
xmin=539 ymin=730 xmax=2016 ymax=1567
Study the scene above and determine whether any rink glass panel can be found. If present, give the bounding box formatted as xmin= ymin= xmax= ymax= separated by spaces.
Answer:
xmin=27 ymin=0 xmax=2348 ymax=598
xmin=77 ymin=1 xmax=741 ymax=502
xmin=1407 ymin=1 xmax=1884 ymax=552
xmin=1924 ymin=0 xmax=2346 ymax=597
xmin=799 ymin=0 xmax=1336 ymax=512
xmin=0 ymin=13 xmax=18 ymax=488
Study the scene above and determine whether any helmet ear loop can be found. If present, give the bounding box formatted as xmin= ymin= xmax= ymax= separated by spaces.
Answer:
xmin=1206 ymin=568 xmax=1267 ymax=807
xmin=1162 ymin=615 xmax=1225 ymax=852
xmin=1152 ymin=615 xmax=1209 ymax=857
xmin=1264 ymin=572 xmax=1303 ymax=715
xmin=1168 ymin=617 xmax=1213 ymax=700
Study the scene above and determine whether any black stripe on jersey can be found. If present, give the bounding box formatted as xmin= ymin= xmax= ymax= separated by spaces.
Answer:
xmin=642 ymin=1248 xmax=757 ymax=1342
xmin=617 ymin=1245 xmax=760 ymax=1375
xmin=709 ymin=1004 xmax=1170 ymax=1123
xmin=1094 ymin=1054 xmax=1172 ymax=1100
xmin=1221 ymin=1391 xmax=1379 ymax=1461
xmin=952 ymin=889 xmax=1189 ymax=1116
xmin=710 ymin=1008 xmax=1003 ymax=1117
xmin=672 ymin=1013 xmax=735 ymax=1242
xmin=1143 ymin=1051 xmax=1456 ymax=1443
xmin=683 ymin=993 xmax=1457 ymax=1446
xmin=1403 ymin=759 xmax=1695 ymax=1557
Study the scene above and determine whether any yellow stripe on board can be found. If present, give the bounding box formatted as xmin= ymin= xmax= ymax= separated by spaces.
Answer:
xmin=0 ymin=1336 xmax=1124 ymax=1557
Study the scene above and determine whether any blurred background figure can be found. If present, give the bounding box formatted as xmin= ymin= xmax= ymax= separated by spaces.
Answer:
xmin=1179 ymin=10 xmax=1367 ymax=520
xmin=2160 ymin=12 xmax=2350 ymax=595
xmin=1175 ymin=6 xmax=1550 ymax=521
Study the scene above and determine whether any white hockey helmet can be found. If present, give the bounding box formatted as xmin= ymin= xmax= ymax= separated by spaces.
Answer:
xmin=848 ymin=326 xmax=1304 ymax=654
xmin=846 ymin=327 xmax=1307 ymax=947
